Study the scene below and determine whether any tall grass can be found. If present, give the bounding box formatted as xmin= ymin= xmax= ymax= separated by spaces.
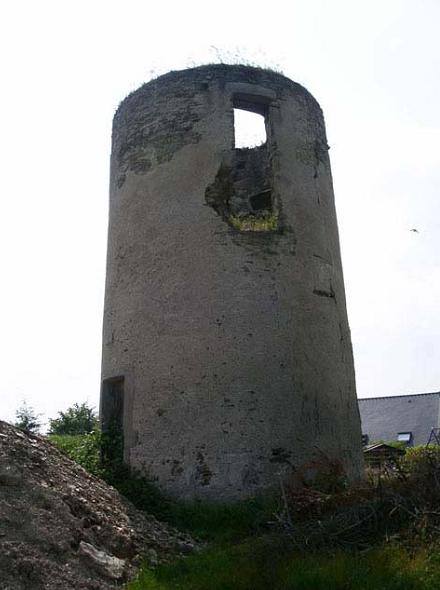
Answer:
xmin=49 ymin=433 xmax=103 ymax=477
xmin=128 ymin=543 xmax=440 ymax=590
xmin=49 ymin=434 xmax=440 ymax=590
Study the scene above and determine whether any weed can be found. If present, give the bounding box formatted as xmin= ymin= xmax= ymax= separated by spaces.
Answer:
xmin=48 ymin=433 xmax=274 ymax=540
xmin=49 ymin=434 xmax=440 ymax=589
xmin=229 ymin=213 xmax=278 ymax=232
xmin=49 ymin=432 xmax=103 ymax=477
xmin=127 ymin=543 xmax=440 ymax=590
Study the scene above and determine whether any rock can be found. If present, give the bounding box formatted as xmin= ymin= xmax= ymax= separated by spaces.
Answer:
xmin=176 ymin=540 xmax=195 ymax=554
xmin=79 ymin=541 xmax=126 ymax=580
xmin=146 ymin=547 xmax=158 ymax=567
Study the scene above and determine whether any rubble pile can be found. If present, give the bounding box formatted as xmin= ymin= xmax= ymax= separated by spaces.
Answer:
xmin=0 ymin=420 xmax=195 ymax=589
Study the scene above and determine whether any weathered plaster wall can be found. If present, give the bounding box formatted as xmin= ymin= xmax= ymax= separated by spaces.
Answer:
xmin=101 ymin=64 xmax=363 ymax=501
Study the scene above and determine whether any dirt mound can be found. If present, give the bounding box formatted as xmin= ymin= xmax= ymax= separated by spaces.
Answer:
xmin=0 ymin=421 xmax=195 ymax=589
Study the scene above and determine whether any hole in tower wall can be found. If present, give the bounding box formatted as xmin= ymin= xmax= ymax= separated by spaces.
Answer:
xmin=233 ymin=109 xmax=267 ymax=149
xmin=250 ymin=190 xmax=272 ymax=212
xmin=205 ymin=94 xmax=278 ymax=233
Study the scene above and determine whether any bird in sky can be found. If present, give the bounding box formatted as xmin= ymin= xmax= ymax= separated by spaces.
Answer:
xmin=410 ymin=228 xmax=419 ymax=233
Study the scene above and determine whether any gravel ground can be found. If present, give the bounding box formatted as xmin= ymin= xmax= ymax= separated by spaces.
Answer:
xmin=0 ymin=420 xmax=195 ymax=589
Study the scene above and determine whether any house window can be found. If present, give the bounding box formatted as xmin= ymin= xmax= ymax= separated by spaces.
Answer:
xmin=397 ymin=432 xmax=413 ymax=445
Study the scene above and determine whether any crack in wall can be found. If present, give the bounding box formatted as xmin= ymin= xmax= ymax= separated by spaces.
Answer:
xmin=313 ymin=287 xmax=335 ymax=299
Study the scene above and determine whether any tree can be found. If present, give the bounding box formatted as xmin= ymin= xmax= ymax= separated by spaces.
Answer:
xmin=15 ymin=401 xmax=42 ymax=433
xmin=48 ymin=402 xmax=98 ymax=435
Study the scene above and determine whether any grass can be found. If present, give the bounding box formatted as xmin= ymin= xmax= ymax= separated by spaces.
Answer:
xmin=49 ymin=433 xmax=103 ymax=476
xmin=127 ymin=542 xmax=440 ymax=590
xmin=229 ymin=213 xmax=278 ymax=232
xmin=124 ymin=445 xmax=440 ymax=589
xmin=165 ymin=497 xmax=275 ymax=544
xmin=49 ymin=434 xmax=440 ymax=590
xmin=48 ymin=432 xmax=273 ymax=542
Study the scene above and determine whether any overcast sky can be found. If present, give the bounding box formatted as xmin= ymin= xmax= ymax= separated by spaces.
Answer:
xmin=1 ymin=0 xmax=439 ymax=427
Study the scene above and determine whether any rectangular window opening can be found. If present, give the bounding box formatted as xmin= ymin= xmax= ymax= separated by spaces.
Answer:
xmin=233 ymin=93 xmax=270 ymax=149
xmin=397 ymin=432 xmax=412 ymax=445
xmin=101 ymin=376 xmax=125 ymax=464
xmin=101 ymin=376 xmax=124 ymax=431
xmin=233 ymin=108 xmax=267 ymax=149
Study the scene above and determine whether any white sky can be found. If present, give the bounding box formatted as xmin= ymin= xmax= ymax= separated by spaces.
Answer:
xmin=0 ymin=0 xmax=439 ymax=427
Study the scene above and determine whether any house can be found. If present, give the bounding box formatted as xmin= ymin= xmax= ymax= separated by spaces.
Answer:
xmin=358 ymin=391 xmax=440 ymax=447
xmin=363 ymin=442 xmax=406 ymax=468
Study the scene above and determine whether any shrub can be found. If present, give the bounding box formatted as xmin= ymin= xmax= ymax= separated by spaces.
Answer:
xmin=401 ymin=445 xmax=440 ymax=477
xmin=275 ymin=443 xmax=440 ymax=551
xmin=48 ymin=402 xmax=98 ymax=435
xmin=49 ymin=431 xmax=103 ymax=477
xmin=49 ymin=429 xmax=173 ymax=520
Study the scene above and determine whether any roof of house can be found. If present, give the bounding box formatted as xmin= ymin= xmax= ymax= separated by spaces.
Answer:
xmin=358 ymin=391 xmax=440 ymax=447
xmin=364 ymin=442 xmax=405 ymax=454
xmin=359 ymin=391 xmax=440 ymax=402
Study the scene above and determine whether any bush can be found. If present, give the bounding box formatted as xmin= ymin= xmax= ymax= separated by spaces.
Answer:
xmin=401 ymin=445 xmax=440 ymax=477
xmin=48 ymin=402 xmax=98 ymax=435
xmin=274 ymin=443 xmax=440 ymax=551
xmin=49 ymin=431 xmax=103 ymax=477
xmin=49 ymin=429 xmax=174 ymax=519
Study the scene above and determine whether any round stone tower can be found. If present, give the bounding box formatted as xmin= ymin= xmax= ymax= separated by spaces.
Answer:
xmin=101 ymin=64 xmax=363 ymax=501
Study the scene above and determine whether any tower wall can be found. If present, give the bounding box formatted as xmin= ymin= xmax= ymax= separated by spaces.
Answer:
xmin=101 ymin=65 xmax=363 ymax=501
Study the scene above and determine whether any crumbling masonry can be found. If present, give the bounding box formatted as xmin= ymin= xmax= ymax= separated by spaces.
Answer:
xmin=101 ymin=64 xmax=363 ymax=501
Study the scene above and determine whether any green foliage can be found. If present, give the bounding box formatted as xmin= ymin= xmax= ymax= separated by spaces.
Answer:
xmin=49 ymin=429 xmax=173 ymax=519
xmin=48 ymin=429 xmax=440 ymax=589
xmin=103 ymin=464 xmax=173 ymax=522
xmin=49 ymin=432 xmax=103 ymax=477
xmin=48 ymin=416 xmax=440 ymax=590
xmin=49 ymin=430 xmax=273 ymax=540
xmin=48 ymin=402 xmax=98 ymax=435
xmin=166 ymin=497 xmax=274 ymax=544
xmin=229 ymin=213 xmax=278 ymax=232
xmin=381 ymin=440 xmax=408 ymax=449
xmin=15 ymin=400 xmax=42 ymax=433
xmin=127 ymin=543 xmax=440 ymax=590
xmin=277 ymin=443 xmax=440 ymax=552
xmin=401 ymin=445 xmax=440 ymax=473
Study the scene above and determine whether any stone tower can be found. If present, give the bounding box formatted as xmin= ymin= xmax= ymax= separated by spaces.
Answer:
xmin=101 ymin=64 xmax=363 ymax=501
